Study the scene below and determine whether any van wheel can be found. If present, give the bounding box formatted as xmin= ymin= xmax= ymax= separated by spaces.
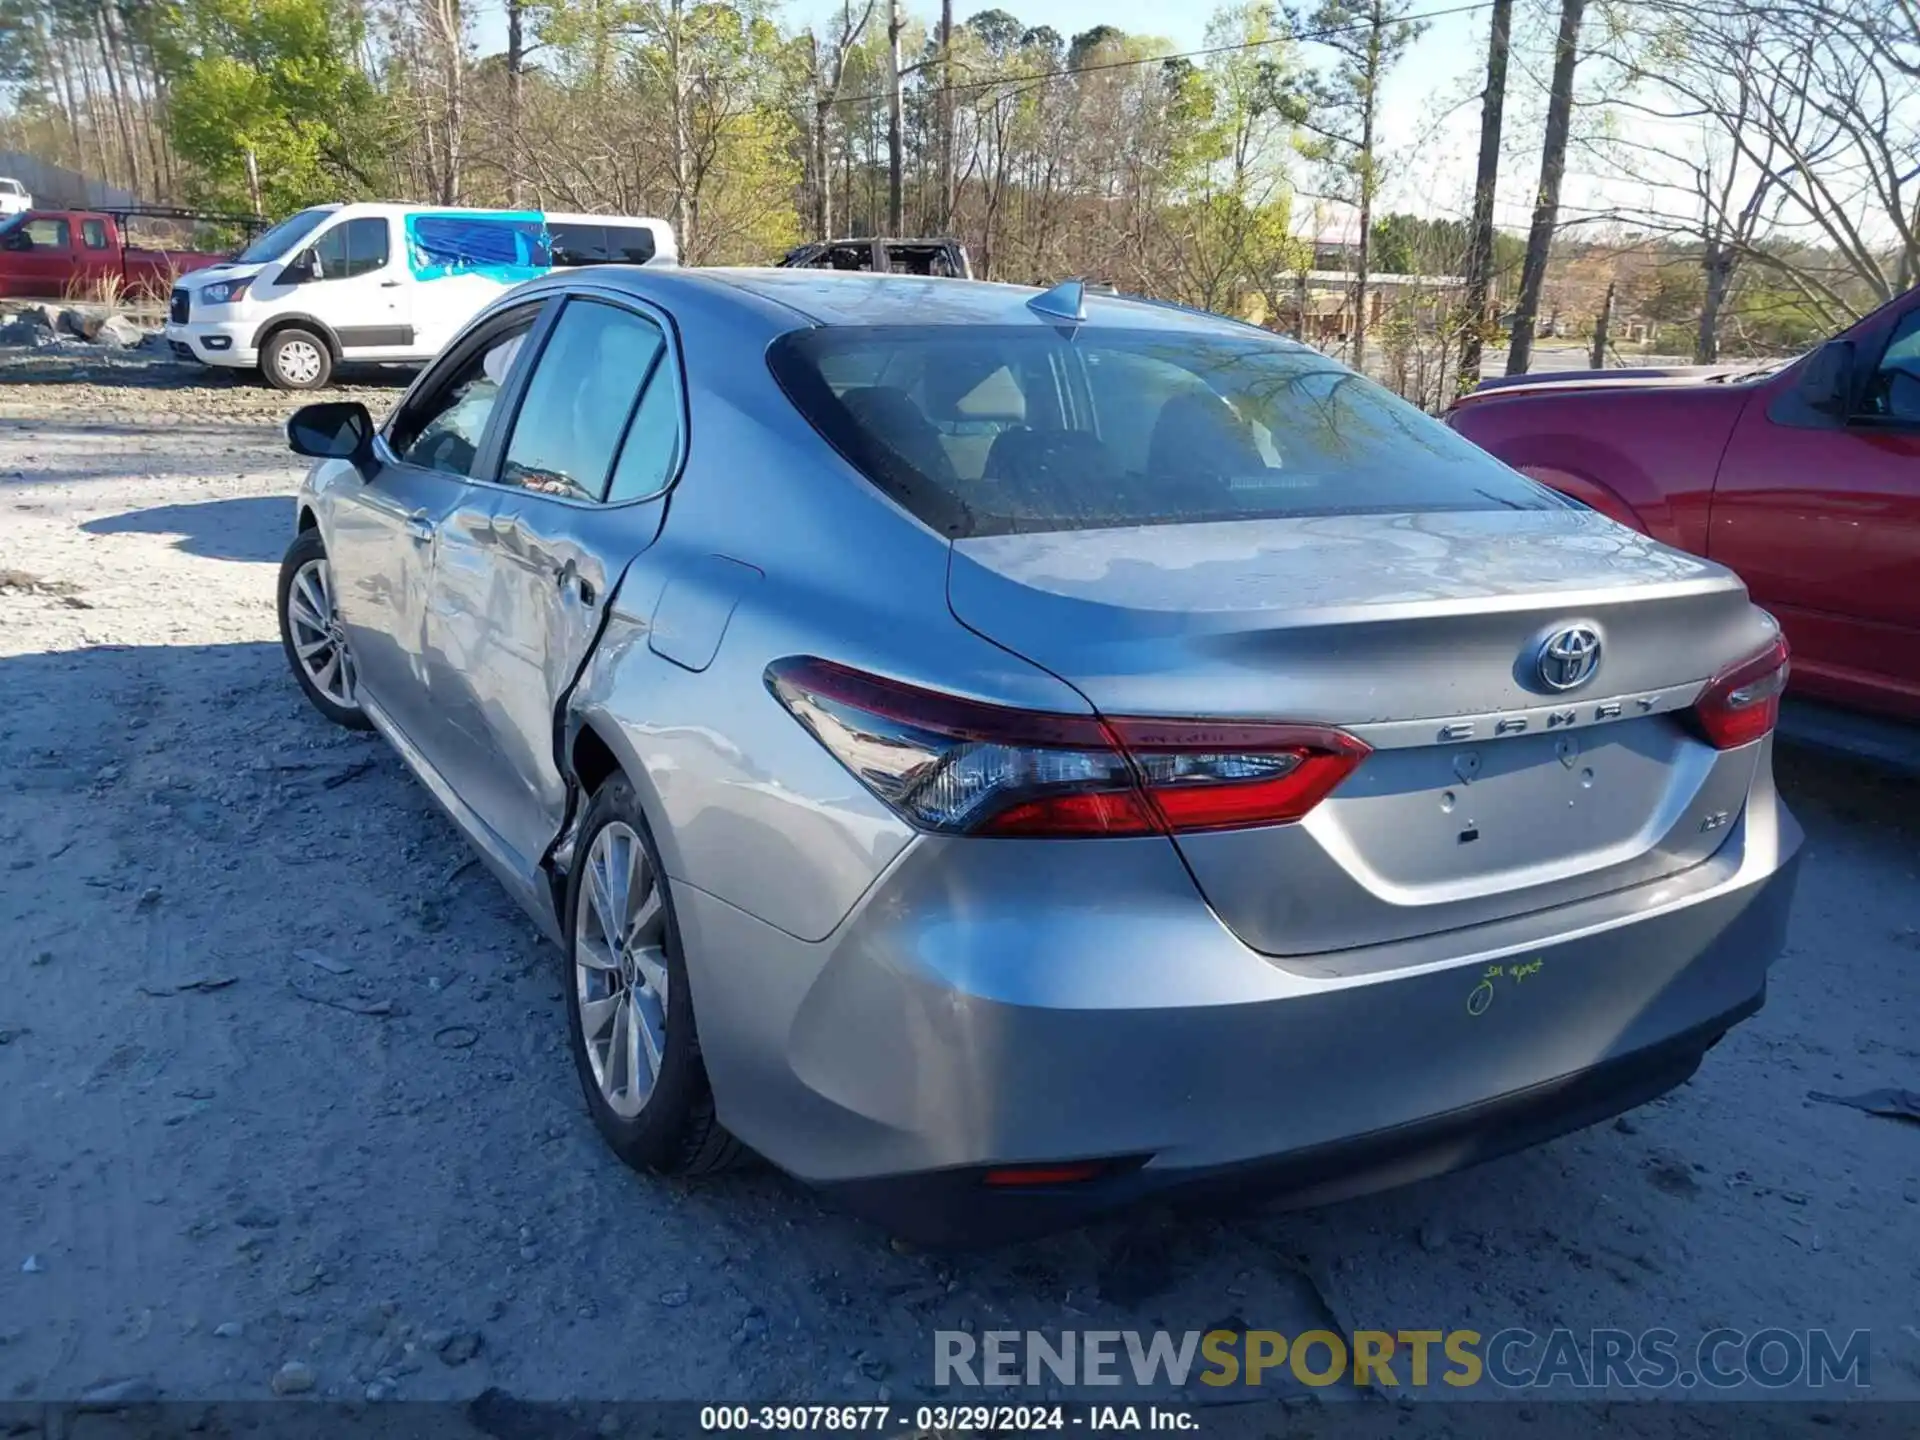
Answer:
xmin=263 ymin=327 xmax=333 ymax=391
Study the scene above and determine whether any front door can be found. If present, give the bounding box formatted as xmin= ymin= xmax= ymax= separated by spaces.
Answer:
xmin=425 ymin=290 xmax=681 ymax=870
xmin=1711 ymin=299 xmax=1920 ymax=719
xmin=268 ymin=214 xmax=417 ymax=361
xmin=1 ymin=215 xmax=74 ymax=296
xmin=327 ymin=302 xmax=548 ymax=756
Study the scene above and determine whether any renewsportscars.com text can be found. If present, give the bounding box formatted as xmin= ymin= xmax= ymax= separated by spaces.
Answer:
xmin=934 ymin=1327 xmax=1872 ymax=1392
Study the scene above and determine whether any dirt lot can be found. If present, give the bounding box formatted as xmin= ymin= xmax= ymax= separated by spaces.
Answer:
xmin=2 ymin=348 xmax=1918 ymax=1414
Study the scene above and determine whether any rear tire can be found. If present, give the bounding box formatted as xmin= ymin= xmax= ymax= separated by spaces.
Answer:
xmin=262 ymin=327 xmax=333 ymax=391
xmin=564 ymin=776 xmax=744 ymax=1176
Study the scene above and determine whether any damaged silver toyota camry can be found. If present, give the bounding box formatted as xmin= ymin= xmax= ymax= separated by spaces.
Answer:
xmin=276 ymin=267 xmax=1802 ymax=1245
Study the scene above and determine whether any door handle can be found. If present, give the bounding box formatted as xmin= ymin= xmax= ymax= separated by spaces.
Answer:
xmin=557 ymin=565 xmax=596 ymax=608
xmin=404 ymin=512 xmax=435 ymax=544
xmin=379 ymin=280 xmax=403 ymax=288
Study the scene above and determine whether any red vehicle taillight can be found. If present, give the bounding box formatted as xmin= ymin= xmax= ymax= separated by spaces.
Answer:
xmin=1689 ymin=635 xmax=1790 ymax=750
xmin=764 ymin=657 xmax=1369 ymax=839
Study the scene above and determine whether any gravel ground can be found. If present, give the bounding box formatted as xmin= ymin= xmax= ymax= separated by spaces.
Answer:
xmin=1 ymin=348 xmax=1918 ymax=1415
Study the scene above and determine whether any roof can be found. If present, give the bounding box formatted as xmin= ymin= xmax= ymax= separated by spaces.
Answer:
xmin=673 ymin=266 xmax=1260 ymax=336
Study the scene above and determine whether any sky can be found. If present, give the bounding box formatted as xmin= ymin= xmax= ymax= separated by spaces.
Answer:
xmin=466 ymin=0 xmax=1602 ymax=233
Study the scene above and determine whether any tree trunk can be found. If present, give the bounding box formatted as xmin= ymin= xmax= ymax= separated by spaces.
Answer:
xmin=668 ymin=1 xmax=692 ymax=255
xmin=1589 ymin=281 xmax=1612 ymax=369
xmin=1351 ymin=78 xmax=1376 ymax=371
xmin=1696 ymin=246 xmax=1732 ymax=363
xmin=1458 ymin=0 xmax=1512 ymax=393
xmin=887 ymin=0 xmax=905 ymax=235
xmin=814 ymin=97 xmax=833 ymax=239
xmin=939 ymin=0 xmax=955 ymax=229
xmin=506 ymin=0 xmax=526 ymax=206
xmin=442 ymin=0 xmax=464 ymax=204
xmin=1505 ymin=0 xmax=1585 ymax=375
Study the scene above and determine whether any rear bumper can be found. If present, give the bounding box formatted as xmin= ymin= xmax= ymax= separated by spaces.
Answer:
xmin=823 ymin=995 xmax=1758 ymax=1246
xmin=674 ymin=755 xmax=1802 ymax=1246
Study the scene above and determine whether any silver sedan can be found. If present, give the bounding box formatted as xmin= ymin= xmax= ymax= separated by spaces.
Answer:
xmin=277 ymin=267 xmax=1803 ymax=1244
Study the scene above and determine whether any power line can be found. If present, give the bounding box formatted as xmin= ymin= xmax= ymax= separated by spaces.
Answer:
xmin=819 ymin=0 xmax=1496 ymax=110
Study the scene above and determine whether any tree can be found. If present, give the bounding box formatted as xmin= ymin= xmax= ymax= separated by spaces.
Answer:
xmin=1505 ymin=0 xmax=1585 ymax=374
xmin=799 ymin=0 xmax=876 ymax=238
xmin=155 ymin=0 xmax=395 ymax=214
xmin=1588 ymin=0 xmax=1919 ymax=332
xmin=1457 ymin=0 xmax=1511 ymax=390
xmin=1293 ymin=0 xmax=1427 ymax=370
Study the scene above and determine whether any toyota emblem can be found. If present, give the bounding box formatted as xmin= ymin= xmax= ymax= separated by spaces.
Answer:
xmin=1536 ymin=624 xmax=1602 ymax=691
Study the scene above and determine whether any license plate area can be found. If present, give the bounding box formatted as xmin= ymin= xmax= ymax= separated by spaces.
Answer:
xmin=1312 ymin=719 xmax=1690 ymax=893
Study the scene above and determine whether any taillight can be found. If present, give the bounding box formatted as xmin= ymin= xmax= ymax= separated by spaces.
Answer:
xmin=764 ymin=657 xmax=1368 ymax=839
xmin=1689 ymin=635 xmax=1790 ymax=749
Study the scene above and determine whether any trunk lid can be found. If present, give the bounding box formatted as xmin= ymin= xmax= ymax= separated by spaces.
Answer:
xmin=948 ymin=508 xmax=1776 ymax=954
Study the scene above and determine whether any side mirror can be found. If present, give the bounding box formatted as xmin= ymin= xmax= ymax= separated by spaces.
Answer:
xmin=1797 ymin=339 xmax=1855 ymax=416
xmin=281 ymin=250 xmax=317 ymax=285
xmin=287 ymin=401 xmax=374 ymax=465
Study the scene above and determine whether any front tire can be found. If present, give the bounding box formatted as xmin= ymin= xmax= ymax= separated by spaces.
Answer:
xmin=262 ymin=327 xmax=333 ymax=391
xmin=564 ymin=776 xmax=742 ymax=1176
xmin=277 ymin=530 xmax=370 ymax=730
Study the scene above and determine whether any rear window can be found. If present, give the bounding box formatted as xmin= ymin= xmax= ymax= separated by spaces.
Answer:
xmin=768 ymin=325 xmax=1567 ymax=538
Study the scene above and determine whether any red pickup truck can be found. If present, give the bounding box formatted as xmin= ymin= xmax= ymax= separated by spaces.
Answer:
xmin=0 ymin=209 xmax=228 ymax=301
xmin=1448 ymin=286 xmax=1920 ymax=723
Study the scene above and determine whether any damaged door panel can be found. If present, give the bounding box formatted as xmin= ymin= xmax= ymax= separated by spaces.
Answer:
xmin=423 ymin=290 xmax=683 ymax=878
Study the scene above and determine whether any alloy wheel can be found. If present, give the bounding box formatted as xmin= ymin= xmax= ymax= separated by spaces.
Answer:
xmin=574 ymin=821 xmax=671 ymax=1119
xmin=285 ymin=556 xmax=359 ymax=709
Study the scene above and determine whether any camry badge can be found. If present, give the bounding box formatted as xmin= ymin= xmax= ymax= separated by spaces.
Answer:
xmin=1536 ymin=624 xmax=1602 ymax=692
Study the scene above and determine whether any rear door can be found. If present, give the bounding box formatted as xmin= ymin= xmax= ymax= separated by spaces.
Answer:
xmin=1709 ymin=302 xmax=1920 ymax=718
xmin=425 ymin=289 xmax=682 ymax=870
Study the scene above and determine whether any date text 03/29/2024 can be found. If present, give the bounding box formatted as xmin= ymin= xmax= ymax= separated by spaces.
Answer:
xmin=698 ymin=1405 xmax=1197 ymax=1432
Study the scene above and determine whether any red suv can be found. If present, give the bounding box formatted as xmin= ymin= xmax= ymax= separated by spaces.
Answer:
xmin=1448 ymin=288 xmax=1920 ymax=722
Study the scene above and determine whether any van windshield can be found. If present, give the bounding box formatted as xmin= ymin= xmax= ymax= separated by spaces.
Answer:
xmin=768 ymin=324 xmax=1568 ymax=538
xmin=237 ymin=208 xmax=332 ymax=264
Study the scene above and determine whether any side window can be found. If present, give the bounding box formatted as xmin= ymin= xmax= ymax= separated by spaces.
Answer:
xmin=606 ymin=367 xmax=682 ymax=502
xmin=81 ymin=219 xmax=108 ymax=250
xmin=24 ymin=218 xmax=69 ymax=249
xmin=501 ymin=299 xmax=665 ymax=501
xmin=309 ymin=217 xmax=389 ymax=280
xmin=1863 ymin=310 xmax=1920 ymax=423
xmin=604 ymin=226 xmax=657 ymax=265
xmin=549 ymin=224 xmax=606 ymax=267
xmin=389 ymin=315 xmax=539 ymax=477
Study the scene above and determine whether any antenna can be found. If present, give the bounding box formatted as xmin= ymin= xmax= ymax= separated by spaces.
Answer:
xmin=1027 ymin=278 xmax=1087 ymax=323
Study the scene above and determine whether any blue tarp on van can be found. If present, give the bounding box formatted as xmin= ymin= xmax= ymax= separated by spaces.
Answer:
xmin=405 ymin=213 xmax=551 ymax=282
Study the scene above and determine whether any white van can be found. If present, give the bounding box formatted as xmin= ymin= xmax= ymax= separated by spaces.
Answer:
xmin=0 ymin=178 xmax=32 ymax=217
xmin=163 ymin=202 xmax=677 ymax=390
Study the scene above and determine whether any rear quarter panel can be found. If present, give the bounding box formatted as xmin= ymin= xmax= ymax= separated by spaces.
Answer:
xmin=1449 ymin=387 xmax=1755 ymax=555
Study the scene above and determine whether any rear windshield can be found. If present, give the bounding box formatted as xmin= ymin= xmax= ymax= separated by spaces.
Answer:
xmin=768 ymin=324 xmax=1567 ymax=537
